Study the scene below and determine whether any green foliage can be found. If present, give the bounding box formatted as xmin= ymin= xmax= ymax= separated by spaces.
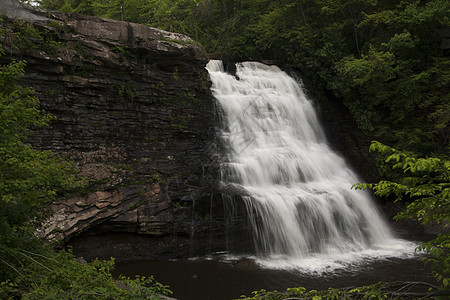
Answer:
xmin=355 ymin=141 xmax=449 ymax=225
xmin=114 ymin=81 xmax=138 ymax=100
xmin=111 ymin=45 xmax=135 ymax=59
xmin=65 ymin=64 xmax=96 ymax=77
xmin=37 ymin=0 xmax=448 ymax=153
xmin=91 ymin=0 xmax=147 ymax=22
xmin=239 ymin=281 xmax=449 ymax=299
xmin=13 ymin=0 xmax=450 ymax=293
xmin=327 ymin=0 xmax=449 ymax=153
xmin=0 ymin=59 xmax=79 ymax=235
xmin=0 ymin=54 xmax=171 ymax=298
xmin=0 ymin=16 xmax=62 ymax=54
xmin=0 ymin=54 xmax=81 ymax=282
xmin=169 ymin=114 xmax=188 ymax=131
xmin=354 ymin=141 xmax=449 ymax=286
xmin=0 ymin=250 xmax=172 ymax=299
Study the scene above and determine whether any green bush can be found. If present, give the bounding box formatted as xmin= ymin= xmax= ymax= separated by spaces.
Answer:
xmin=0 ymin=51 xmax=171 ymax=299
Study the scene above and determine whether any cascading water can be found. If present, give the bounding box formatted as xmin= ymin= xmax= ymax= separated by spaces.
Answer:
xmin=206 ymin=60 xmax=415 ymax=272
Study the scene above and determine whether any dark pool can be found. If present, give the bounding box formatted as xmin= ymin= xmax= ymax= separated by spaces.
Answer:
xmin=114 ymin=253 xmax=435 ymax=300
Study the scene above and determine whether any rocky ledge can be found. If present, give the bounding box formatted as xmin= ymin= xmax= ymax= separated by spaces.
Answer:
xmin=1 ymin=0 xmax=252 ymax=260
xmin=1 ymin=0 xmax=405 ymax=261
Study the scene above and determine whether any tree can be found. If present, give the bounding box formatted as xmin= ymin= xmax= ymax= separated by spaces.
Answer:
xmin=354 ymin=141 xmax=449 ymax=287
xmin=0 ymin=53 xmax=83 ymax=278
xmin=1 ymin=251 xmax=172 ymax=299
xmin=329 ymin=0 xmax=449 ymax=154
xmin=0 ymin=45 xmax=69 ymax=274
xmin=0 ymin=51 xmax=172 ymax=298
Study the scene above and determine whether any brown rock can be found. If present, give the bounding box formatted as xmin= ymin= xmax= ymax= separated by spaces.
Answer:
xmin=1 ymin=0 xmax=245 ymax=260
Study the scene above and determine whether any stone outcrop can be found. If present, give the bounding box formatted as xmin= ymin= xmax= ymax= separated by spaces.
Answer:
xmin=1 ymin=0 xmax=252 ymax=260
xmin=0 ymin=0 xmax=387 ymax=261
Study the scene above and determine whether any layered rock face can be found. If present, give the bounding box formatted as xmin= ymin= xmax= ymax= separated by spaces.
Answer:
xmin=1 ymin=0 xmax=255 ymax=260
xmin=1 ymin=1 xmax=382 ymax=261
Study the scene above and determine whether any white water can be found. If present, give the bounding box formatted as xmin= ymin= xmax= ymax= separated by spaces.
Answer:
xmin=206 ymin=60 xmax=416 ymax=273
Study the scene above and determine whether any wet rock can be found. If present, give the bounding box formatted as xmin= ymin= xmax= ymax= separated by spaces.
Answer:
xmin=1 ymin=0 xmax=224 ymax=256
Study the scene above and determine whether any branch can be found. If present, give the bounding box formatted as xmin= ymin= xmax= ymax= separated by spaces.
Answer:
xmin=19 ymin=249 xmax=62 ymax=266
xmin=390 ymin=281 xmax=441 ymax=292
xmin=242 ymin=281 xmax=450 ymax=299
xmin=18 ymin=252 xmax=53 ymax=272
xmin=81 ymin=292 xmax=106 ymax=296
xmin=0 ymin=256 xmax=22 ymax=276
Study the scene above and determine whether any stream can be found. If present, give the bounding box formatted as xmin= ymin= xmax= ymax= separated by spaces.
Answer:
xmin=115 ymin=251 xmax=434 ymax=300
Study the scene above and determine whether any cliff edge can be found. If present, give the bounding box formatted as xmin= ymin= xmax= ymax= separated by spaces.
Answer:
xmin=0 ymin=0 xmax=238 ymax=260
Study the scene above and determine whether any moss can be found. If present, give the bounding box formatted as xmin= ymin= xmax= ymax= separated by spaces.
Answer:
xmin=71 ymin=40 xmax=85 ymax=55
xmin=172 ymin=67 xmax=179 ymax=80
xmin=0 ymin=16 xmax=63 ymax=54
xmin=129 ymin=198 xmax=146 ymax=210
xmin=169 ymin=115 xmax=188 ymax=131
xmin=111 ymin=45 xmax=136 ymax=59
xmin=46 ymin=20 xmax=64 ymax=31
xmin=65 ymin=64 xmax=96 ymax=77
xmin=114 ymin=81 xmax=138 ymax=100
xmin=179 ymin=91 xmax=203 ymax=107
xmin=43 ymin=87 xmax=62 ymax=96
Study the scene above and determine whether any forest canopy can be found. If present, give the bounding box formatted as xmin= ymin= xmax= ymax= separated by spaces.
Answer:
xmin=34 ymin=0 xmax=449 ymax=155
xmin=4 ymin=0 xmax=449 ymax=297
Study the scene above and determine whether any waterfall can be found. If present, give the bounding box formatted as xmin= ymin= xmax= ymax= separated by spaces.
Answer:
xmin=206 ymin=61 xmax=415 ymax=272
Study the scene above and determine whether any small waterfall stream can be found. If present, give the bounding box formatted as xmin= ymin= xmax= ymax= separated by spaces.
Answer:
xmin=206 ymin=60 xmax=415 ymax=272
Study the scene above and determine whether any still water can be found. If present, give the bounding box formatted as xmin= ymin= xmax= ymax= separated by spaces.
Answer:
xmin=115 ymin=252 xmax=434 ymax=300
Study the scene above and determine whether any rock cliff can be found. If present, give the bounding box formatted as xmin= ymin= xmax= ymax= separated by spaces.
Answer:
xmin=1 ymin=0 xmax=253 ymax=260
xmin=0 ymin=0 xmax=383 ymax=261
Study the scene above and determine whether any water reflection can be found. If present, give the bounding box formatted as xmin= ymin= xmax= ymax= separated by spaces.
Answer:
xmin=115 ymin=255 xmax=435 ymax=300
